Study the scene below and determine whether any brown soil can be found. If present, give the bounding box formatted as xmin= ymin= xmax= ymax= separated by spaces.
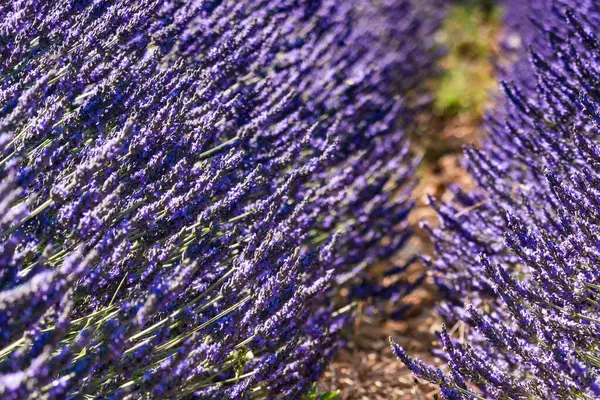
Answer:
xmin=317 ymin=112 xmax=480 ymax=400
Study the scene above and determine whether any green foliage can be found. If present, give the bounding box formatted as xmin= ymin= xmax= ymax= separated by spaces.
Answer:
xmin=434 ymin=2 xmax=502 ymax=117
xmin=304 ymin=384 xmax=340 ymax=400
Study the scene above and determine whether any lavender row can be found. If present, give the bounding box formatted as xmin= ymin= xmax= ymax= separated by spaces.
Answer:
xmin=394 ymin=1 xmax=600 ymax=399
xmin=0 ymin=0 xmax=443 ymax=398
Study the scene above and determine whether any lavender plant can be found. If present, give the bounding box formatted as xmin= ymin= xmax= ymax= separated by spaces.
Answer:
xmin=0 ymin=0 xmax=443 ymax=398
xmin=393 ymin=1 xmax=600 ymax=399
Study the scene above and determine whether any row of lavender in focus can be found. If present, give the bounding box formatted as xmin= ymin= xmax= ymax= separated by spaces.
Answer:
xmin=0 ymin=1 xmax=444 ymax=398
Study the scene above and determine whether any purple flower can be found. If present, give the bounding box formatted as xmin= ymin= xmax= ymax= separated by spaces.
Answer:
xmin=0 ymin=0 xmax=443 ymax=398
xmin=397 ymin=1 xmax=600 ymax=399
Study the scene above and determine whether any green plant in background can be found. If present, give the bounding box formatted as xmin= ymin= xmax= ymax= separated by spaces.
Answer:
xmin=305 ymin=385 xmax=340 ymax=400
xmin=435 ymin=0 xmax=502 ymax=118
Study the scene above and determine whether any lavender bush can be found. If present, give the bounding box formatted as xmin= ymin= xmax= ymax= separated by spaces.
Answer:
xmin=0 ymin=0 xmax=443 ymax=398
xmin=393 ymin=1 xmax=600 ymax=399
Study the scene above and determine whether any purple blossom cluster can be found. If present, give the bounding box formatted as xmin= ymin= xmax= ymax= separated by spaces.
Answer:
xmin=393 ymin=1 xmax=600 ymax=399
xmin=0 ymin=0 xmax=443 ymax=398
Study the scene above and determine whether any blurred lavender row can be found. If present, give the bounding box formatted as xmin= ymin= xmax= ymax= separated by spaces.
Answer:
xmin=393 ymin=0 xmax=600 ymax=399
xmin=0 ymin=0 xmax=444 ymax=398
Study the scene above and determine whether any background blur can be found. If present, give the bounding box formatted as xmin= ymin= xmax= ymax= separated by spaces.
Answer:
xmin=315 ymin=1 xmax=503 ymax=398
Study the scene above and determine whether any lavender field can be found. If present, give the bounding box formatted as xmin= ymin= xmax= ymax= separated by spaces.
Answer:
xmin=0 ymin=1 xmax=598 ymax=399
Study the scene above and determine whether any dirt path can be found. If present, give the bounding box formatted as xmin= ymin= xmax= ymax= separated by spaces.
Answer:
xmin=316 ymin=3 xmax=502 ymax=398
